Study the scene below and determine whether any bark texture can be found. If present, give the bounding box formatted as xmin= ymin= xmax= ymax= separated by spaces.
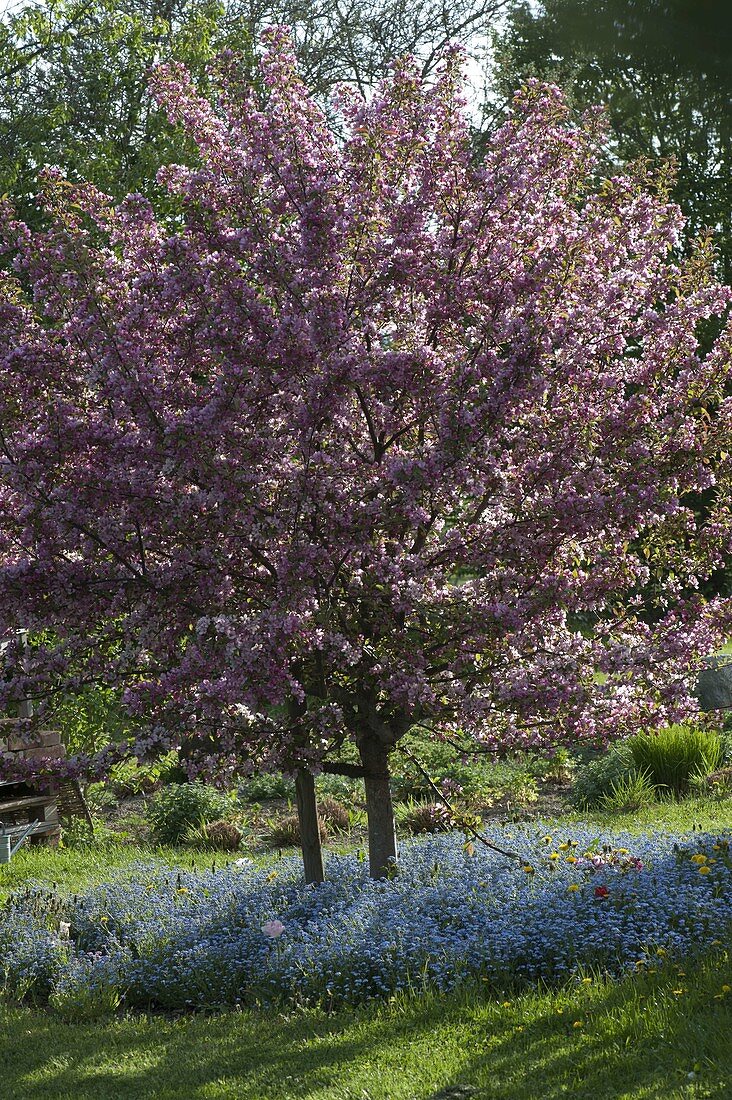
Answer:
xmin=359 ymin=737 xmax=398 ymax=878
xmin=295 ymin=767 xmax=324 ymax=884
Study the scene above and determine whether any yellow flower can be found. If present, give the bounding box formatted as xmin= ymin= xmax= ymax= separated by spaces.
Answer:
xmin=558 ymin=843 xmax=570 ymax=851
xmin=691 ymin=854 xmax=708 ymax=864
xmin=542 ymin=836 xmax=552 ymax=844
xmin=502 ymin=1001 xmax=511 ymax=1007
xmin=566 ymin=855 xmax=578 ymax=864
xmin=177 ymin=887 xmax=189 ymax=894
xmin=572 ymin=1020 xmax=584 ymax=1028
xmin=581 ymin=978 xmax=592 ymax=984
xmin=567 ymin=884 xmax=580 ymax=892
xmin=722 ymin=985 xmax=731 ymax=994
xmin=698 ymin=865 xmax=711 ymax=875
xmin=672 ymin=989 xmax=685 ymax=996
xmin=656 ymin=948 xmax=666 ymax=957
xmin=549 ymin=853 xmax=560 ymax=860
xmin=522 ymin=865 xmax=535 ymax=874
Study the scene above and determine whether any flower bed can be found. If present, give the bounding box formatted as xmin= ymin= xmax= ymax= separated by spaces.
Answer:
xmin=1 ymin=823 xmax=730 ymax=1017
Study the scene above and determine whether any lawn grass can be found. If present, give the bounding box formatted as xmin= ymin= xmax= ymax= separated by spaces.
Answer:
xmin=0 ymin=840 xmax=247 ymax=903
xmin=555 ymin=795 xmax=732 ymax=835
xmin=1 ymin=952 xmax=730 ymax=1100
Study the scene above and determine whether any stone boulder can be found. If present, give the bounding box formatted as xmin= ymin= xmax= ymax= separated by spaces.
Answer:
xmin=695 ymin=657 xmax=732 ymax=711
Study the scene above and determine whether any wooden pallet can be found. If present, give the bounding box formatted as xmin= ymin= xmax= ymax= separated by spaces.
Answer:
xmin=0 ymin=721 xmax=92 ymax=855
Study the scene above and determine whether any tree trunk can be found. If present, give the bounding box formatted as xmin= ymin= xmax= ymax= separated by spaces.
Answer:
xmin=359 ymin=737 xmax=398 ymax=879
xmin=295 ymin=767 xmax=324 ymax=884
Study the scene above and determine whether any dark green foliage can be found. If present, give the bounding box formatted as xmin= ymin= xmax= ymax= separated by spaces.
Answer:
xmin=571 ymin=745 xmax=635 ymax=809
xmin=493 ymin=0 xmax=732 ymax=282
xmin=0 ymin=0 xmax=256 ymax=229
xmin=238 ymin=773 xmax=294 ymax=802
xmin=147 ymin=782 xmax=232 ymax=844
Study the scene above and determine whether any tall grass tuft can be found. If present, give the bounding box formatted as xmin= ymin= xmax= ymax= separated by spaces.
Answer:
xmin=626 ymin=724 xmax=723 ymax=796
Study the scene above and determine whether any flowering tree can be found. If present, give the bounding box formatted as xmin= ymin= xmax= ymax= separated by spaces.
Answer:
xmin=1 ymin=30 xmax=732 ymax=879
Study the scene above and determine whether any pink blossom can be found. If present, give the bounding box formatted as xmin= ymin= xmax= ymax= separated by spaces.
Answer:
xmin=262 ymin=919 xmax=285 ymax=939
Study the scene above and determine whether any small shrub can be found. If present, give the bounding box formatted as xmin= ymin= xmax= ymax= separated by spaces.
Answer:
xmin=147 ymin=782 xmax=232 ymax=845
xmin=317 ymin=796 xmax=351 ymax=833
xmin=46 ymin=684 xmax=132 ymax=757
xmin=518 ymin=748 xmax=575 ymax=783
xmin=627 ymin=725 xmax=723 ymax=796
xmin=109 ymin=756 xmax=174 ymax=797
xmin=267 ymin=813 xmax=328 ymax=847
xmin=692 ymin=765 xmax=732 ymax=798
xmin=571 ymin=745 xmax=633 ymax=809
xmin=187 ymin=819 xmax=243 ymax=851
xmin=239 ymin=773 xmax=294 ymax=802
xmin=599 ymin=769 xmax=658 ymax=813
xmin=400 ymin=801 xmax=452 ymax=835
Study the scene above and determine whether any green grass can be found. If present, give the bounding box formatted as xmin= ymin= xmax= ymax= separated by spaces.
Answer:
xmin=555 ymin=796 xmax=732 ymax=834
xmin=1 ymin=954 xmax=730 ymax=1099
xmin=0 ymin=840 xmax=247 ymax=903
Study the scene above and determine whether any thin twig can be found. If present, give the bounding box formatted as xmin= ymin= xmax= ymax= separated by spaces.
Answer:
xmin=398 ymin=744 xmax=521 ymax=862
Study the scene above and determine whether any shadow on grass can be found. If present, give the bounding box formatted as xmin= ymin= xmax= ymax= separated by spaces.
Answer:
xmin=2 ymin=953 xmax=731 ymax=1100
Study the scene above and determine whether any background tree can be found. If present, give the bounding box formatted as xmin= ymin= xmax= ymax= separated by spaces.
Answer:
xmin=2 ymin=33 xmax=732 ymax=880
xmin=0 ymin=0 xmax=507 ymax=228
xmin=0 ymin=0 xmax=255 ymax=228
xmin=492 ymin=0 xmax=732 ymax=282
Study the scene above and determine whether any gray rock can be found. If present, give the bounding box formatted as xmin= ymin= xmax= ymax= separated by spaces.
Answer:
xmin=695 ymin=658 xmax=732 ymax=711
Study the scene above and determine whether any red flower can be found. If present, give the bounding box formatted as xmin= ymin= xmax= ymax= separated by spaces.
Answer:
xmin=594 ymin=886 xmax=609 ymax=899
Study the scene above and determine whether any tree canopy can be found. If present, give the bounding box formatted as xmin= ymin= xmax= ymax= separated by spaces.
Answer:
xmin=2 ymin=33 xmax=732 ymax=876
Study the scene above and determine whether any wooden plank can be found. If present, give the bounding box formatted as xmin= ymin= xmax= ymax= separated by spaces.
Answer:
xmin=0 ymin=820 xmax=58 ymax=837
xmin=0 ymin=794 xmax=57 ymax=813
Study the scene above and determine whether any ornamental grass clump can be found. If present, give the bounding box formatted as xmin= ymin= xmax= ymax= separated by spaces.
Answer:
xmin=190 ymin=819 xmax=243 ymax=851
xmin=401 ymin=800 xmax=453 ymax=834
xmin=267 ymin=813 xmax=329 ymax=847
xmin=1 ymin=822 xmax=730 ymax=1017
xmin=626 ymin=725 xmax=724 ymax=796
